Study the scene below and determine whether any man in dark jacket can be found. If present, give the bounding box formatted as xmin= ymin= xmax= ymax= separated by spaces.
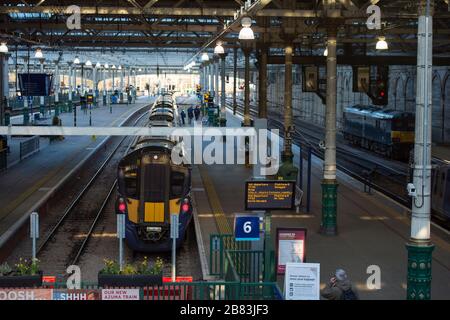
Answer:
xmin=194 ymin=106 xmax=200 ymax=121
xmin=321 ymin=269 xmax=358 ymax=300
xmin=187 ymin=106 xmax=194 ymax=125
xmin=180 ymin=109 xmax=186 ymax=125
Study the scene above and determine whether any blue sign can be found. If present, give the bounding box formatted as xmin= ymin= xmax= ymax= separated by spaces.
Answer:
xmin=234 ymin=216 xmax=260 ymax=241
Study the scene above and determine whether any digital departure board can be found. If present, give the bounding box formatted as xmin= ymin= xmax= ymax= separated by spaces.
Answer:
xmin=245 ymin=180 xmax=296 ymax=210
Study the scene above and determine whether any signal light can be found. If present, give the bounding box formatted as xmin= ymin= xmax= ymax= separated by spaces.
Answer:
xmin=181 ymin=199 xmax=190 ymax=213
xmin=118 ymin=198 xmax=126 ymax=213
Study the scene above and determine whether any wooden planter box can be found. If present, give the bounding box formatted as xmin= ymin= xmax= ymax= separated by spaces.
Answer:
xmin=98 ymin=273 xmax=163 ymax=288
xmin=0 ymin=272 xmax=43 ymax=288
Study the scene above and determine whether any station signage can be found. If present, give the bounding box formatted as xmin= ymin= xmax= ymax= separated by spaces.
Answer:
xmin=18 ymin=73 xmax=53 ymax=96
xmin=234 ymin=215 xmax=260 ymax=241
xmin=284 ymin=262 xmax=320 ymax=300
xmin=276 ymin=228 xmax=307 ymax=274
xmin=245 ymin=180 xmax=296 ymax=211
xmin=101 ymin=289 xmax=140 ymax=300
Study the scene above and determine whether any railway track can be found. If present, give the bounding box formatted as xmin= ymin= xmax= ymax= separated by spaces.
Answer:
xmin=34 ymin=109 xmax=149 ymax=276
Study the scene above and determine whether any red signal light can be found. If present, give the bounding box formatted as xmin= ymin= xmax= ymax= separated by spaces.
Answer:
xmin=380 ymin=91 xmax=385 ymax=97
xmin=181 ymin=198 xmax=190 ymax=213
xmin=118 ymin=198 xmax=126 ymax=213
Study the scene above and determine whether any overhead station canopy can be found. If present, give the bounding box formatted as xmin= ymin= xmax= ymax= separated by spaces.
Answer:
xmin=1 ymin=1 xmax=449 ymax=70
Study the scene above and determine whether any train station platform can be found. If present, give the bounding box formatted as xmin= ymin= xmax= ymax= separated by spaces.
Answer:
xmin=191 ymin=107 xmax=450 ymax=300
xmin=0 ymin=97 xmax=154 ymax=252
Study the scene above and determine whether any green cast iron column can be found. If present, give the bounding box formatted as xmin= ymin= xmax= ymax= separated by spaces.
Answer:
xmin=320 ymin=25 xmax=338 ymax=235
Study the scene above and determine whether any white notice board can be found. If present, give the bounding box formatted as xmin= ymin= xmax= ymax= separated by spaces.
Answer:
xmin=284 ymin=263 xmax=320 ymax=300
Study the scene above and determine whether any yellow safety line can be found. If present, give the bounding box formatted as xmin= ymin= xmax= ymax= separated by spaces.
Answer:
xmin=198 ymin=165 xmax=232 ymax=235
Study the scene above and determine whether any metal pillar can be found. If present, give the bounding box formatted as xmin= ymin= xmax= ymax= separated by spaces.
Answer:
xmin=54 ymin=64 xmax=60 ymax=116
xmin=233 ymin=47 xmax=237 ymax=115
xmin=320 ymin=27 xmax=338 ymax=236
xmin=68 ymin=63 xmax=73 ymax=112
xmin=120 ymin=68 xmax=124 ymax=103
xmin=215 ymin=59 xmax=219 ymax=106
xmin=0 ymin=52 xmax=8 ymax=126
xmin=258 ymin=46 xmax=268 ymax=119
xmin=407 ymin=0 xmax=435 ymax=300
xmin=277 ymin=37 xmax=298 ymax=181
xmin=39 ymin=59 xmax=45 ymax=115
xmin=220 ymin=53 xmax=227 ymax=125
xmin=242 ymin=45 xmax=251 ymax=126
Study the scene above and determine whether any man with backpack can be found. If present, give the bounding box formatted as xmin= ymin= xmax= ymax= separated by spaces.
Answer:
xmin=194 ymin=105 xmax=201 ymax=122
xmin=321 ymin=269 xmax=358 ymax=300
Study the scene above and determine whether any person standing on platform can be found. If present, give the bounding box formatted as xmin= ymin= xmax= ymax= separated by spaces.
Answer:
xmin=180 ymin=109 xmax=186 ymax=125
xmin=321 ymin=269 xmax=358 ymax=300
xmin=194 ymin=105 xmax=200 ymax=122
xmin=187 ymin=106 xmax=194 ymax=125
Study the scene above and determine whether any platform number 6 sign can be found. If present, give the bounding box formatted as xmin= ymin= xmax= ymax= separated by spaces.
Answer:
xmin=235 ymin=216 xmax=260 ymax=241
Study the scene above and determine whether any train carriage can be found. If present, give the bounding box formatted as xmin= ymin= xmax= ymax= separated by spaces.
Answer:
xmin=116 ymin=94 xmax=192 ymax=252
xmin=343 ymin=105 xmax=415 ymax=160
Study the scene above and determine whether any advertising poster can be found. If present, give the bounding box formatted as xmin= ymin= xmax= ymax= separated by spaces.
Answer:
xmin=101 ymin=289 xmax=141 ymax=300
xmin=0 ymin=289 xmax=53 ymax=300
xmin=284 ymin=262 xmax=320 ymax=300
xmin=53 ymin=289 xmax=100 ymax=300
xmin=276 ymin=228 xmax=307 ymax=274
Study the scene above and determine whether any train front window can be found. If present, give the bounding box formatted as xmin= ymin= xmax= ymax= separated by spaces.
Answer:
xmin=171 ymin=171 xmax=185 ymax=198
xmin=123 ymin=167 xmax=137 ymax=198
xmin=142 ymin=164 xmax=166 ymax=202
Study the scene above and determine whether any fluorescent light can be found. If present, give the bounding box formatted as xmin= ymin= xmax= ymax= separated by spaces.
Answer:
xmin=376 ymin=36 xmax=388 ymax=50
xmin=85 ymin=60 xmax=92 ymax=67
xmin=95 ymin=62 xmax=101 ymax=68
xmin=74 ymin=56 xmax=80 ymax=64
xmin=34 ymin=48 xmax=43 ymax=59
xmin=0 ymin=42 xmax=8 ymax=53
xmin=111 ymin=65 xmax=116 ymax=69
xmin=104 ymin=63 xmax=109 ymax=68
xmin=118 ymin=65 xmax=122 ymax=70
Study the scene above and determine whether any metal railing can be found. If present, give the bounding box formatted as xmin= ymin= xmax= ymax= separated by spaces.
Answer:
xmin=210 ymin=234 xmax=252 ymax=277
xmin=20 ymin=136 xmax=40 ymax=161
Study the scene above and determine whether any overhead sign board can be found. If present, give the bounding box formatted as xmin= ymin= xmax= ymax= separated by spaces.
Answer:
xmin=284 ymin=263 xmax=320 ymax=300
xmin=276 ymin=228 xmax=307 ymax=274
xmin=18 ymin=73 xmax=53 ymax=96
xmin=245 ymin=180 xmax=296 ymax=211
xmin=234 ymin=215 xmax=260 ymax=241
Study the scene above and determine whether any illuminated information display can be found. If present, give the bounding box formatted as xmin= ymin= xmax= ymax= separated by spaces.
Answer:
xmin=245 ymin=180 xmax=296 ymax=210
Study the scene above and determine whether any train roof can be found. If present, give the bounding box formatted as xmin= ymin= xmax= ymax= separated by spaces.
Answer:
xmin=344 ymin=105 xmax=413 ymax=119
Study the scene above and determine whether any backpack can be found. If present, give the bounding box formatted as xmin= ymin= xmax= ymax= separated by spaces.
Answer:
xmin=341 ymin=288 xmax=358 ymax=300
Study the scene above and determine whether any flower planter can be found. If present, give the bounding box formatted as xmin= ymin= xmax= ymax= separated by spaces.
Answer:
xmin=0 ymin=272 xmax=43 ymax=288
xmin=98 ymin=273 xmax=163 ymax=288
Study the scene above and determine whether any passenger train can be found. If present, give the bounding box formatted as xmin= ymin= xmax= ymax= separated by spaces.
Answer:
xmin=116 ymin=93 xmax=192 ymax=252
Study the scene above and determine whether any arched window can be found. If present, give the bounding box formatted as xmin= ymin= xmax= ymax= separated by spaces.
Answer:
xmin=444 ymin=73 xmax=450 ymax=143
xmin=432 ymin=74 xmax=444 ymax=143
xmin=405 ymin=77 xmax=416 ymax=112
xmin=395 ymin=77 xmax=405 ymax=111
